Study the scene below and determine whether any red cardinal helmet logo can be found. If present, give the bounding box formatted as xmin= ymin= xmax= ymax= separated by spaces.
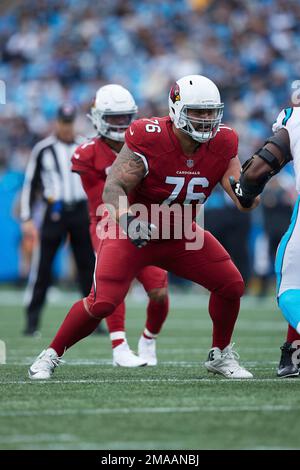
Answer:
xmin=170 ymin=82 xmax=181 ymax=103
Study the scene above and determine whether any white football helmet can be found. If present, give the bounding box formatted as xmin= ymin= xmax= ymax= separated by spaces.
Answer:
xmin=88 ymin=84 xmax=138 ymax=142
xmin=169 ymin=75 xmax=224 ymax=143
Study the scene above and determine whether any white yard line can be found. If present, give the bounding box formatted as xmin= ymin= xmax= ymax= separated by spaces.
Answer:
xmin=0 ymin=435 xmax=171 ymax=449
xmin=0 ymin=433 xmax=76 ymax=444
xmin=0 ymin=290 xmax=278 ymax=310
xmin=4 ymin=361 xmax=278 ymax=371
xmin=6 ymin=347 xmax=283 ymax=353
xmin=1 ymin=377 xmax=299 ymax=385
xmin=0 ymin=404 xmax=298 ymax=418
xmin=250 ymin=446 xmax=299 ymax=450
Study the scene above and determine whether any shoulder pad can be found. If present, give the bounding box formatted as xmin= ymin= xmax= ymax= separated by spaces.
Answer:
xmin=71 ymin=139 xmax=97 ymax=172
xmin=125 ymin=117 xmax=167 ymax=154
xmin=210 ymin=126 xmax=238 ymax=159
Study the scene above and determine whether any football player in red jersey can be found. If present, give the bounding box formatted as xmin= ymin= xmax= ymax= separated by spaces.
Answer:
xmin=70 ymin=84 xmax=169 ymax=367
xmin=29 ymin=75 xmax=259 ymax=380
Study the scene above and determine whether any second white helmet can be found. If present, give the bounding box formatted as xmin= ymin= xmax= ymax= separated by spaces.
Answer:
xmin=169 ymin=75 xmax=224 ymax=143
xmin=89 ymin=84 xmax=138 ymax=142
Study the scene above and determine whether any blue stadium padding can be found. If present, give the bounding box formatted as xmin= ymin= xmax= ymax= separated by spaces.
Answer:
xmin=0 ymin=171 xmax=24 ymax=281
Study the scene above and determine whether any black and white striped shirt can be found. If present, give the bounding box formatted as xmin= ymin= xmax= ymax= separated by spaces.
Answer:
xmin=20 ymin=135 xmax=86 ymax=221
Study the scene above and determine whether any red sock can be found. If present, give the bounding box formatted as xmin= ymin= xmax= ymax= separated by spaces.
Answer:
xmin=286 ymin=324 xmax=300 ymax=344
xmin=209 ymin=292 xmax=240 ymax=350
xmin=145 ymin=296 xmax=169 ymax=336
xmin=106 ymin=302 xmax=125 ymax=333
xmin=50 ymin=300 xmax=100 ymax=356
xmin=105 ymin=303 xmax=126 ymax=349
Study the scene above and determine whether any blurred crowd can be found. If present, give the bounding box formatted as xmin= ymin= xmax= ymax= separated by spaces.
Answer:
xmin=0 ymin=0 xmax=300 ymax=288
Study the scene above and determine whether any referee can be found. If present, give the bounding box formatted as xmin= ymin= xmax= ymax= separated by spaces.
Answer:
xmin=20 ymin=104 xmax=95 ymax=335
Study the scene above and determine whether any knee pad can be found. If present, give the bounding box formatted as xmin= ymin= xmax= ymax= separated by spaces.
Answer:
xmin=218 ymin=279 xmax=245 ymax=300
xmin=89 ymin=301 xmax=116 ymax=320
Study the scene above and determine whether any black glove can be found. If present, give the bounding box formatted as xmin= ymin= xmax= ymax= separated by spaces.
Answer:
xmin=119 ymin=213 xmax=155 ymax=248
xmin=229 ymin=176 xmax=255 ymax=209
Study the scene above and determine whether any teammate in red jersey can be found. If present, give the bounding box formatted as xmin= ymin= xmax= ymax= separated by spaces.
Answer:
xmin=71 ymin=84 xmax=169 ymax=367
xmin=29 ymin=75 xmax=259 ymax=380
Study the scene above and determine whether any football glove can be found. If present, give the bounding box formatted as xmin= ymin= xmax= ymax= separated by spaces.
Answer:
xmin=229 ymin=176 xmax=255 ymax=209
xmin=119 ymin=213 xmax=156 ymax=248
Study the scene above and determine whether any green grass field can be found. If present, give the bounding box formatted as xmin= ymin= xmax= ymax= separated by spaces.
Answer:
xmin=1 ymin=289 xmax=300 ymax=450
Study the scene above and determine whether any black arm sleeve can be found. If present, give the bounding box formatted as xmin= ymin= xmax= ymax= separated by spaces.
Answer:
xmin=239 ymin=133 xmax=292 ymax=199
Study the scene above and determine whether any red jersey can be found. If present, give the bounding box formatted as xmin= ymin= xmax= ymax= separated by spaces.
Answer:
xmin=125 ymin=116 xmax=238 ymax=218
xmin=71 ymin=137 xmax=116 ymax=248
xmin=71 ymin=137 xmax=116 ymax=218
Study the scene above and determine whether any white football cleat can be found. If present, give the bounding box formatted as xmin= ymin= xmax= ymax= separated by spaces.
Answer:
xmin=28 ymin=348 xmax=62 ymax=380
xmin=138 ymin=336 xmax=157 ymax=366
xmin=113 ymin=341 xmax=147 ymax=367
xmin=205 ymin=343 xmax=253 ymax=379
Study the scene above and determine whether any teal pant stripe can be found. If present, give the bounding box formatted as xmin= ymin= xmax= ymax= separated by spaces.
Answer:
xmin=282 ymin=107 xmax=293 ymax=126
xmin=275 ymin=196 xmax=300 ymax=297
xmin=278 ymin=290 xmax=300 ymax=331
